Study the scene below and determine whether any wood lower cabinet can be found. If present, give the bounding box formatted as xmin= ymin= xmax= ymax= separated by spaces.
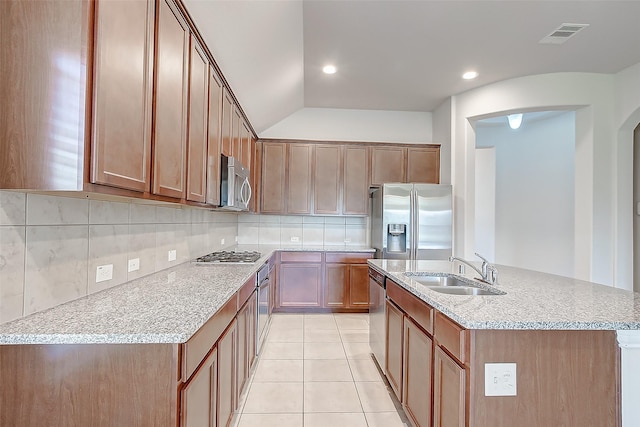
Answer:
xmin=433 ymin=346 xmax=465 ymax=427
xmin=403 ymin=318 xmax=433 ymax=427
xmin=152 ymin=0 xmax=189 ymax=199
xmin=217 ymin=319 xmax=237 ymax=427
xmin=385 ymin=299 xmax=404 ymax=401
xmin=91 ymin=0 xmax=154 ymax=193
xmin=186 ymin=35 xmax=209 ymax=203
xmin=182 ymin=347 xmax=217 ymax=427
xmin=220 ymin=89 xmax=233 ymax=157
xmin=237 ymin=291 xmax=257 ymax=402
xmin=323 ymin=253 xmax=372 ymax=309
xmin=278 ymin=252 xmax=323 ymax=308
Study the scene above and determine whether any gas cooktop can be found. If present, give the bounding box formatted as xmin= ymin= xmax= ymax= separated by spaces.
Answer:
xmin=195 ymin=250 xmax=262 ymax=264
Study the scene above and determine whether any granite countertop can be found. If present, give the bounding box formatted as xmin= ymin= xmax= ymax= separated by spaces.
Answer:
xmin=369 ymin=259 xmax=640 ymax=331
xmin=0 ymin=246 xmax=374 ymax=345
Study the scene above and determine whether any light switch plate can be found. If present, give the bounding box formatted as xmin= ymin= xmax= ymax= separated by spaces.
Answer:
xmin=96 ymin=264 xmax=113 ymax=283
xmin=485 ymin=363 xmax=517 ymax=396
xmin=290 ymin=236 xmax=300 ymax=243
xmin=221 ymin=238 xmax=225 ymax=246
xmin=168 ymin=249 xmax=177 ymax=262
xmin=128 ymin=258 xmax=140 ymax=272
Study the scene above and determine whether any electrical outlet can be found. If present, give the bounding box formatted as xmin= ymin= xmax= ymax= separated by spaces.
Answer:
xmin=485 ymin=363 xmax=517 ymax=396
xmin=221 ymin=238 xmax=225 ymax=246
xmin=128 ymin=258 xmax=140 ymax=272
xmin=96 ymin=264 xmax=113 ymax=283
xmin=290 ymin=236 xmax=300 ymax=243
xmin=168 ymin=249 xmax=177 ymax=262
xmin=235 ymin=236 xmax=238 ymax=243
xmin=344 ymin=237 xmax=351 ymax=243
xmin=167 ymin=271 xmax=176 ymax=283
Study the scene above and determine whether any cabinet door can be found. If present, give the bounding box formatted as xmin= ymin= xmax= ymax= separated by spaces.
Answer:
xmin=232 ymin=107 xmax=241 ymax=160
xmin=186 ymin=36 xmax=209 ymax=203
xmin=181 ymin=347 xmax=217 ymax=427
xmin=236 ymin=292 xmax=256 ymax=401
xmin=407 ymin=147 xmax=440 ymax=184
xmin=240 ymin=121 xmax=252 ymax=171
xmin=349 ymin=264 xmax=370 ymax=308
xmin=247 ymin=292 xmax=257 ymax=371
xmin=205 ymin=67 xmax=223 ymax=206
xmin=279 ymin=264 xmax=322 ymax=308
xmin=433 ymin=346 xmax=466 ymax=427
xmin=324 ymin=264 xmax=348 ymax=308
xmin=371 ymin=146 xmax=405 ymax=186
xmin=261 ymin=143 xmax=286 ymax=213
xmin=314 ymin=145 xmax=342 ymax=215
xmin=152 ymin=0 xmax=189 ymax=199
xmin=218 ymin=320 xmax=237 ymax=427
xmin=220 ymin=89 xmax=233 ymax=156
xmin=287 ymin=144 xmax=314 ymax=214
xmin=91 ymin=0 xmax=154 ymax=192
xmin=385 ymin=299 xmax=404 ymax=401
xmin=403 ymin=318 xmax=433 ymax=427
xmin=249 ymin=137 xmax=259 ymax=212
xmin=343 ymin=146 xmax=369 ymax=215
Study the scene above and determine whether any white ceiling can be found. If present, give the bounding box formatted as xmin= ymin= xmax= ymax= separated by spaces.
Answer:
xmin=183 ymin=0 xmax=640 ymax=134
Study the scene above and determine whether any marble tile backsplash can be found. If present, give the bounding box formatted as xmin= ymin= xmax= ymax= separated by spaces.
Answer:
xmin=0 ymin=192 xmax=238 ymax=324
xmin=238 ymin=214 xmax=369 ymax=247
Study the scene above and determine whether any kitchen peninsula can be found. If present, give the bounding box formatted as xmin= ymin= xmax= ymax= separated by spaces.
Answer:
xmin=368 ymin=259 xmax=640 ymax=427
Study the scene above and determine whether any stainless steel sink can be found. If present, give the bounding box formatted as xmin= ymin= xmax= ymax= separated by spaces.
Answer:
xmin=427 ymin=286 xmax=503 ymax=296
xmin=403 ymin=273 xmax=505 ymax=295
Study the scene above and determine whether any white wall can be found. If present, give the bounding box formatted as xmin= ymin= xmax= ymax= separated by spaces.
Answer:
xmin=433 ymin=98 xmax=453 ymax=184
xmin=448 ymin=72 xmax=617 ymax=285
xmin=475 ymin=112 xmax=575 ymax=277
xmin=259 ymin=107 xmax=432 ymax=143
xmin=474 ymin=147 xmax=495 ymax=262
xmin=0 ymin=192 xmax=238 ymax=324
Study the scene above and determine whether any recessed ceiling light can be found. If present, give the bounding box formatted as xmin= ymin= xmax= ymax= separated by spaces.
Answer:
xmin=323 ymin=65 xmax=337 ymax=74
xmin=462 ymin=71 xmax=478 ymax=80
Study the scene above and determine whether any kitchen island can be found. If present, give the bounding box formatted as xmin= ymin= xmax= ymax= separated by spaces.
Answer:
xmin=368 ymin=258 xmax=640 ymax=427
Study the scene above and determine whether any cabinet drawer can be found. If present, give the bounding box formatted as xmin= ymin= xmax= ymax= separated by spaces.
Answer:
xmin=434 ymin=311 xmax=468 ymax=365
xmin=280 ymin=251 xmax=322 ymax=263
xmin=182 ymin=293 xmax=238 ymax=381
xmin=237 ymin=275 xmax=256 ymax=308
xmin=325 ymin=252 xmax=373 ymax=264
xmin=386 ymin=279 xmax=433 ymax=335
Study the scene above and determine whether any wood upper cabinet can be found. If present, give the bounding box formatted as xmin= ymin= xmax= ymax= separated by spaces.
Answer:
xmin=371 ymin=146 xmax=406 ymax=186
xmin=240 ymin=121 xmax=252 ymax=170
xmin=403 ymin=317 xmax=433 ymax=427
xmin=343 ymin=146 xmax=370 ymax=215
xmin=220 ymin=88 xmax=233 ymax=157
xmin=433 ymin=346 xmax=465 ymax=427
xmin=0 ymin=0 xmax=91 ymax=190
xmin=261 ymin=142 xmax=286 ymax=213
xmin=91 ymin=0 xmax=154 ymax=193
xmin=385 ymin=298 xmax=404 ymax=401
xmin=314 ymin=145 xmax=342 ymax=215
xmin=249 ymin=138 xmax=260 ymax=212
xmin=407 ymin=146 xmax=440 ymax=183
xmin=232 ymin=108 xmax=242 ymax=160
xmin=181 ymin=347 xmax=217 ymax=427
xmin=205 ymin=67 xmax=223 ymax=206
xmin=287 ymin=144 xmax=314 ymax=214
xmin=186 ymin=35 xmax=209 ymax=203
xmin=152 ymin=0 xmax=189 ymax=199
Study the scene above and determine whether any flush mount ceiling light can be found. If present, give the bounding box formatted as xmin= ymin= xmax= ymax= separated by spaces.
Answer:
xmin=322 ymin=65 xmax=337 ymax=74
xmin=507 ymin=113 xmax=523 ymax=129
xmin=462 ymin=71 xmax=478 ymax=80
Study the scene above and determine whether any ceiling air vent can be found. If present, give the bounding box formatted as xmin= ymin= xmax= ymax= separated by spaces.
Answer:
xmin=539 ymin=23 xmax=589 ymax=45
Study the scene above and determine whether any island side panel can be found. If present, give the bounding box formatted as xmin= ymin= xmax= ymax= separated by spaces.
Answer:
xmin=0 ymin=343 xmax=180 ymax=427
xmin=469 ymin=329 xmax=620 ymax=427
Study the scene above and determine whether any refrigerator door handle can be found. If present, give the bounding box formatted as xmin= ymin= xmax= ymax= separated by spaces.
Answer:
xmin=410 ymin=188 xmax=416 ymax=259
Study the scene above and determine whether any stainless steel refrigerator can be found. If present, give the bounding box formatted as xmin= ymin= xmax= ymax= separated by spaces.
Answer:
xmin=370 ymin=183 xmax=452 ymax=260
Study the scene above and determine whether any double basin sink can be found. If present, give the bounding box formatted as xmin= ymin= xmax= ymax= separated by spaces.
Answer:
xmin=403 ymin=273 xmax=505 ymax=296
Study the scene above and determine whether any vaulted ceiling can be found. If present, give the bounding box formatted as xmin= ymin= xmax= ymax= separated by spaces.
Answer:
xmin=183 ymin=0 xmax=640 ymax=134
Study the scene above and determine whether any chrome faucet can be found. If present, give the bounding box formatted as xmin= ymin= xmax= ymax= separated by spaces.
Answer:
xmin=449 ymin=252 xmax=498 ymax=285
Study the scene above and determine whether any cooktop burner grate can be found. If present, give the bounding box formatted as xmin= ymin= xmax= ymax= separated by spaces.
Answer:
xmin=195 ymin=251 xmax=262 ymax=264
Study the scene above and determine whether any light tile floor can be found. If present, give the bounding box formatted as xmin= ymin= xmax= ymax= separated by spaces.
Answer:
xmin=232 ymin=313 xmax=410 ymax=427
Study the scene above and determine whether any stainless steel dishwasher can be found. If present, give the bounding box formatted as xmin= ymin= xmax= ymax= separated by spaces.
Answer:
xmin=368 ymin=267 xmax=386 ymax=370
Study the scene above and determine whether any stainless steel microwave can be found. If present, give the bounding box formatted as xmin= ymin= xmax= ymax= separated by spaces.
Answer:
xmin=220 ymin=155 xmax=251 ymax=211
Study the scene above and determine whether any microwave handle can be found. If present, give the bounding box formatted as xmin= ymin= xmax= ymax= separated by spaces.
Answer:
xmin=245 ymin=177 xmax=252 ymax=205
xmin=240 ymin=177 xmax=251 ymax=206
